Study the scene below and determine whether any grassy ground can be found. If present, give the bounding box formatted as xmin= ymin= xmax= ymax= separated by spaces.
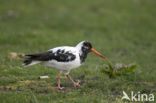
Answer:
xmin=0 ymin=0 xmax=156 ymax=103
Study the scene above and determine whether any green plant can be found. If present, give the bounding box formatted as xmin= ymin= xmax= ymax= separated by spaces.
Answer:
xmin=101 ymin=62 xmax=137 ymax=78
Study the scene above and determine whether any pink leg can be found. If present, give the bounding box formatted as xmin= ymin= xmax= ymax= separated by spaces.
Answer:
xmin=66 ymin=74 xmax=80 ymax=87
xmin=57 ymin=72 xmax=64 ymax=90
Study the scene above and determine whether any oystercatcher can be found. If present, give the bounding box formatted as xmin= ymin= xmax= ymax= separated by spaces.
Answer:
xmin=23 ymin=41 xmax=107 ymax=89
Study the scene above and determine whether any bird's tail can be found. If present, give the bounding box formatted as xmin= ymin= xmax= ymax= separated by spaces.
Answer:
xmin=23 ymin=54 xmax=41 ymax=67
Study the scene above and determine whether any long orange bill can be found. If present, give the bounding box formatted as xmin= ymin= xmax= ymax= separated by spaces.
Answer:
xmin=91 ymin=48 xmax=107 ymax=60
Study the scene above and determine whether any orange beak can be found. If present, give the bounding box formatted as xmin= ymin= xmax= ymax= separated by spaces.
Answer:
xmin=91 ymin=48 xmax=107 ymax=60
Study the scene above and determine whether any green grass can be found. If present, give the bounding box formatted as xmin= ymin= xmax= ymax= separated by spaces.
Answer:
xmin=0 ymin=0 xmax=156 ymax=103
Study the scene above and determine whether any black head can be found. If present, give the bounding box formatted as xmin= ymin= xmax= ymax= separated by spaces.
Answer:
xmin=77 ymin=41 xmax=92 ymax=63
xmin=81 ymin=41 xmax=92 ymax=53
xmin=77 ymin=41 xmax=107 ymax=63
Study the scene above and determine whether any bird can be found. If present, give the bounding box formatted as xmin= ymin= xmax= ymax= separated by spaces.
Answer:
xmin=23 ymin=41 xmax=107 ymax=90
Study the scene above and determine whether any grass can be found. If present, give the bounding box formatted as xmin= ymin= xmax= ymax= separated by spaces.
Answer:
xmin=0 ymin=0 xmax=156 ymax=103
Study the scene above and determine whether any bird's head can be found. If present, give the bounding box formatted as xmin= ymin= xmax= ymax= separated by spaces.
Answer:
xmin=76 ymin=41 xmax=107 ymax=60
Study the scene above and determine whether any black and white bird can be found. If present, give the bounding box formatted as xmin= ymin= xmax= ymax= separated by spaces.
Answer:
xmin=23 ymin=41 xmax=107 ymax=90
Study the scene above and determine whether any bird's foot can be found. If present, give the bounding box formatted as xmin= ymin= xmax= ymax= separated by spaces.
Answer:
xmin=58 ymin=86 xmax=64 ymax=90
xmin=73 ymin=82 xmax=80 ymax=87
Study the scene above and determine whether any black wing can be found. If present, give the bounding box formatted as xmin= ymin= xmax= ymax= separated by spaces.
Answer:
xmin=24 ymin=49 xmax=76 ymax=63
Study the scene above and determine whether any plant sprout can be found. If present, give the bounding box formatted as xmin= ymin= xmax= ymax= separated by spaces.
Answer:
xmin=101 ymin=59 xmax=137 ymax=78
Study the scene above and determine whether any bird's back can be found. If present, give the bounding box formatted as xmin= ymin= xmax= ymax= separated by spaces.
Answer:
xmin=23 ymin=46 xmax=81 ymax=71
xmin=44 ymin=46 xmax=81 ymax=70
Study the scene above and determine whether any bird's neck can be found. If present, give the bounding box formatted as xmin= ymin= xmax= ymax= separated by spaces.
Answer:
xmin=79 ymin=51 xmax=88 ymax=64
xmin=76 ymin=42 xmax=88 ymax=63
xmin=77 ymin=46 xmax=89 ymax=64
